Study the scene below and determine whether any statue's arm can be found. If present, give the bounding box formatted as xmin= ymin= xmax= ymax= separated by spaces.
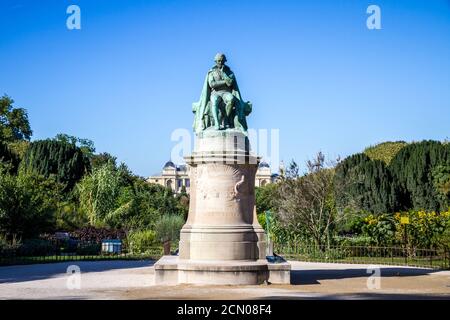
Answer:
xmin=208 ymin=72 xmax=227 ymax=89
xmin=222 ymin=71 xmax=235 ymax=87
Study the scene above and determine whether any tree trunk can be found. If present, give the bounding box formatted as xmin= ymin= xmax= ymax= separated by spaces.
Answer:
xmin=163 ymin=240 xmax=171 ymax=255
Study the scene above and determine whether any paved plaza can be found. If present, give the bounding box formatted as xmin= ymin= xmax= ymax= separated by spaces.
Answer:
xmin=1 ymin=260 xmax=449 ymax=300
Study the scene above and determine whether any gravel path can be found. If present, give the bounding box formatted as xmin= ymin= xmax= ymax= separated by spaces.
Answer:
xmin=1 ymin=260 xmax=449 ymax=299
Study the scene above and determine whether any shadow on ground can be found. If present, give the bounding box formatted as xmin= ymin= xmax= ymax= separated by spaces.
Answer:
xmin=0 ymin=260 xmax=156 ymax=284
xmin=259 ymin=293 xmax=450 ymax=300
xmin=290 ymin=267 xmax=440 ymax=285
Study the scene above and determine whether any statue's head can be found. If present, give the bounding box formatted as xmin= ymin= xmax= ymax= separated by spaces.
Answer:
xmin=214 ymin=53 xmax=227 ymax=68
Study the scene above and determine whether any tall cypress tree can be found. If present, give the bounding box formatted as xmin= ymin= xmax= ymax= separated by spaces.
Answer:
xmin=335 ymin=153 xmax=398 ymax=214
xmin=389 ymin=140 xmax=450 ymax=212
xmin=20 ymin=139 xmax=90 ymax=191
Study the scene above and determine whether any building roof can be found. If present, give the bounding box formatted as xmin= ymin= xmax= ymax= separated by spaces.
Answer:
xmin=258 ymin=161 xmax=270 ymax=168
xmin=163 ymin=161 xmax=176 ymax=169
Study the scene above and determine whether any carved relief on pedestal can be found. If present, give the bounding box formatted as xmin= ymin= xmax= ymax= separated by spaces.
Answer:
xmin=187 ymin=162 xmax=256 ymax=225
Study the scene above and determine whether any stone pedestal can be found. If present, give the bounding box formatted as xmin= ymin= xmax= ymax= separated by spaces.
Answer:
xmin=154 ymin=129 xmax=290 ymax=285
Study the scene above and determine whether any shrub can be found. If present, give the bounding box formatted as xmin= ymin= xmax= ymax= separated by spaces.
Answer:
xmin=394 ymin=209 xmax=450 ymax=250
xmin=361 ymin=214 xmax=397 ymax=246
xmin=76 ymin=242 xmax=101 ymax=255
xmin=0 ymin=235 xmax=21 ymax=257
xmin=333 ymin=235 xmax=373 ymax=247
xmin=126 ymin=230 xmax=157 ymax=254
xmin=17 ymin=239 xmax=57 ymax=256
xmin=155 ymin=214 xmax=184 ymax=244
xmin=69 ymin=226 xmax=126 ymax=242
xmin=0 ymin=167 xmax=59 ymax=239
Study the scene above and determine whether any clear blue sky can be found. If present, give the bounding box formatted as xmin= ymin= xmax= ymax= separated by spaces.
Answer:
xmin=1 ymin=0 xmax=449 ymax=177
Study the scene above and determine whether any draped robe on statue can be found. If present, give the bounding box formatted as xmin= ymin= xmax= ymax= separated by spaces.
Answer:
xmin=192 ymin=65 xmax=252 ymax=134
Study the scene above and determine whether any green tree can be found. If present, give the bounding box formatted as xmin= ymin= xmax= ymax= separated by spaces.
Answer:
xmin=390 ymin=140 xmax=450 ymax=211
xmin=7 ymin=140 xmax=30 ymax=160
xmin=155 ymin=214 xmax=185 ymax=254
xmin=76 ymin=162 xmax=123 ymax=226
xmin=55 ymin=133 xmax=95 ymax=158
xmin=55 ymin=200 xmax=89 ymax=231
xmin=20 ymin=139 xmax=90 ymax=191
xmin=107 ymin=180 xmax=179 ymax=230
xmin=255 ymin=183 xmax=278 ymax=215
xmin=334 ymin=153 xmax=398 ymax=214
xmin=276 ymin=153 xmax=345 ymax=248
xmin=0 ymin=165 xmax=60 ymax=239
xmin=91 ymin=152 xmax=117 ymax=169
xmin=364 ymin=141 xmax=407 ymax=165
xmin=0 ymin=141 xmax=19 ymax=172
xmin=432 ymin=164 xmax=450 ymax=207
xmin=0 ymin=95 xmax=32 ymax=142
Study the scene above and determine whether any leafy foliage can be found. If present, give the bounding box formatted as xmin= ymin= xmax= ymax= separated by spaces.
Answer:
xmin=390 ymin=140 xmax=450 ymax=212
xmin=54 ymin=200 xmax=89 ymax=231
xmin=432 ymin=164 xmax=450 ymax=207
xmin=107 ymin=180 xmax=180 ymax=230
xmin=276 ymin=153 xmax=345 ymax=247
xmin=55 ymin=133 xmax=95 ymax=158
xmin=76 ymin=162 xmax=123 ymax=226
xmin=255 ymin=183 xmax=278 ymax=215
xmin=21 ymin=139 xmax=90 ymax=191
xmin=155 ymin=214 xmax=185 ymax=244
xmin=69 ymin=226 xmax=126 ymax=242
xmin=0 ymin=95 xmax=32 ymax=142
xmin=90 ymin=152 xmax=117 ymax=170
xmin=364 ymin=141 xmax=407 ymax=165
xmin=0 ymin=141 xmax=19 ymax=172
xmin=6 ymin=140 xmax=29 ymax=160
xmin=360 ymin=214 xmax=397 ymax=246
xmin=334 ymin=153 xmax=398 ymax=214
xmin=0 ymin=166 xmax=60 ymax=239
xmin=126 ymin=229 xmax=157 ymax=254
xmin=395 ymin=210 xmax=450 ymax=250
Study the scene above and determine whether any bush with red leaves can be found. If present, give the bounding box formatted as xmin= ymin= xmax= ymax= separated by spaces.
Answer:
xmin=69 ymin=227 xmax=127 ymax=242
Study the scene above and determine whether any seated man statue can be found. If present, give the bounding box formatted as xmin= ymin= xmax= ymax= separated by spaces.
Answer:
xmin=192 ymin=53 xmax=252 ymax=134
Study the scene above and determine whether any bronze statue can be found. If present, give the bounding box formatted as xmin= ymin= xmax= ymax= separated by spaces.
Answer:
xmin=192 ymin=53 xmax=252 ymax=134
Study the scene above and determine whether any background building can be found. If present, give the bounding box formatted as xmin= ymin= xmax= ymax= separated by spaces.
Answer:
xmin=147 ymin=160 xmax=279 ymax=194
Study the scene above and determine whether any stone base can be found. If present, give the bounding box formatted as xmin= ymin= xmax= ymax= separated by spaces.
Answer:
xmin=154 ymin=256 xmax=291 ymax=285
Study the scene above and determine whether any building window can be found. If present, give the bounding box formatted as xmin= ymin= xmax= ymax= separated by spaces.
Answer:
xmin=185 ymin=179 xmax=190 ymax=187
xmin=177 ymin=179 xmax=183 ymax=189
xmin=261 ymin=180 xmax=267 ymax=187
xmin=166 ymin=180 xmax=172 ymax=189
